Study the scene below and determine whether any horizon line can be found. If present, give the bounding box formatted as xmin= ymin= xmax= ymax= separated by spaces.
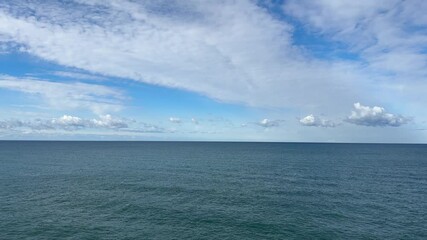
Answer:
xmin=0 ymin=140 xmax=426 ymax=145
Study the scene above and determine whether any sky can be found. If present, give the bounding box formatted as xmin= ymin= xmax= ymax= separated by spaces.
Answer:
xmin=0 ymin=0 xmax=426 ymax=142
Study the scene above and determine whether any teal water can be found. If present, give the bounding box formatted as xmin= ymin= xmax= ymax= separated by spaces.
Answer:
xmin=0 ymin=141 xmax=426 ymax=239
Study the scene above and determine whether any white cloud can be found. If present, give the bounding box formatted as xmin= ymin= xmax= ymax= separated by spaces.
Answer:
xmin=299 ymin=114 xmax=336 ymax=128
xmin=282 ymin=0 xmax=427 ymax=122
xmin=191 ymin=118 xmax=199 ymax=125
xmin=0 ymin=114 xmax=153 ymax=132
xmin=51 ymin=115 xmax=86 ymax=128
xmin=0 ymin=75 xmax=124 ymax=114
xmin=91 ymin=114 xmax=128 ymax=129
xmin=257 ymin=119 xmax=282 ymax=128
xmin=346 ymin=103 xmax=410 ymax=127
xmin=169 ymin=117 xmax=181 ymax=124
xmin=284 ymin=0 xmax=427 ymax=77
xmin=0 ymin=0 xmax=369 ymax=111
xmin=52 ymin=71 xmax=105 ymax=81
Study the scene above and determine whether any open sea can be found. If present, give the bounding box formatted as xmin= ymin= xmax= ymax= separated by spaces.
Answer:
xmin=0 ymin=141 xmax=426 ymax=239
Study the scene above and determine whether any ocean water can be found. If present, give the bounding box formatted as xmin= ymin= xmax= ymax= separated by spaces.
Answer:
xmin=0 ymin=141 xmax=426 ymax=239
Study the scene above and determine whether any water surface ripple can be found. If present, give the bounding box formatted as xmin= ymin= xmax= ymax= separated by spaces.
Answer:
xmin=0 ymin=142 xmax=426 ymax=239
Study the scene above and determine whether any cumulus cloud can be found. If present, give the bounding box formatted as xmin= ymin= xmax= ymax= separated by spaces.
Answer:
xmin=346 ymin=103 xmax=410 ymax=127
xmin=0 ymin=75 xmax=124 ymax=114
xmin=191 ymin=118 xmax=199 ymax=125
xmin=169 ymin=117 xmax=181 ymax=124
xmin=256 ymin=119 xmax=282 ymax=128
xmin=52 ymin=115 xmax=86 ymax=128
xmin=299 ymin=114 xmax=336 ymax=128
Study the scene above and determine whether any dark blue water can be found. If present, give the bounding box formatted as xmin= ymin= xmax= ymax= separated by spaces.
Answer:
xmin=0 ymin=141 xmax=426 ymax=239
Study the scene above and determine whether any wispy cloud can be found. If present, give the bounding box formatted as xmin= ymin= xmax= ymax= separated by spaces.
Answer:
xmin=51 ymin=71 xmax=106 ymax=81
xmin=191 ymin=118 xmax=199 ymax=125
xmin=256 ymin=119 xmax=283 ymax=128
xmin=0 ymin=0 xmax=368 ymax=111
xmin=0 ymin=75 xmax=124 ymax=114
xmin=284 ymin=0 xmax=427 ymax=77
xmin=169 ymin=117 xmax=181 ymax=124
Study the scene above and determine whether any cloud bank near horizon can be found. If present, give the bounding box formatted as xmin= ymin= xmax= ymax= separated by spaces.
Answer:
xmin=0 ymin=114 xmax=171 ymax=134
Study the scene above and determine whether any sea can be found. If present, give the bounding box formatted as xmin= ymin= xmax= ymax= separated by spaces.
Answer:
xmin=0 ymin=141 xmax=426 ymax=239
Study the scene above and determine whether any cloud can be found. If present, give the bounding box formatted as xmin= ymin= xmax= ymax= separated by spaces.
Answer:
xmin=345 ymin=103 xmax=410 ymax=127
xmin=121 ymin=123 xmax=167 ymax=134
xmin=169 ymin=117 xmax=181 ymax=123
xmin=256 ymin=119 xmax=282 ymax=128
xmin=91 ymin=114 xmax=129 ymax=128
xmin=0 ymin=0 xmax=426 ymax=142
xmin=0 ymin=114 xmax=129 ymax=131
xmin=284 ymin=0 xmax=427 ymax=77
xmin=0 ymin=75 xmax=124 ymax=114
xmin=0 ymin=43 xmax=10 ymax=54
xmin=0 ymin=119 xmax=23 ymax=129
xmin=282 ymin=0 xmax=427 ymax=119
xmin=51 ymin=115 xmax=86 ymax=129
xmin=191 ymin=118 xmax=199 ymax=125
xmin=299 ymin=114 xmax=336 ymax=127
xmin=51 ymin=71 xmax=106 ymax=81
xmin=0 ymin=114 xmax=166 ymax=133
xmin=0 ymin=0 xmax=370 ymax=111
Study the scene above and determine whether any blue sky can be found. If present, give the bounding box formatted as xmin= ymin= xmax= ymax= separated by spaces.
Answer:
xmin=0 ymin=0 xmax=426 ymax=142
